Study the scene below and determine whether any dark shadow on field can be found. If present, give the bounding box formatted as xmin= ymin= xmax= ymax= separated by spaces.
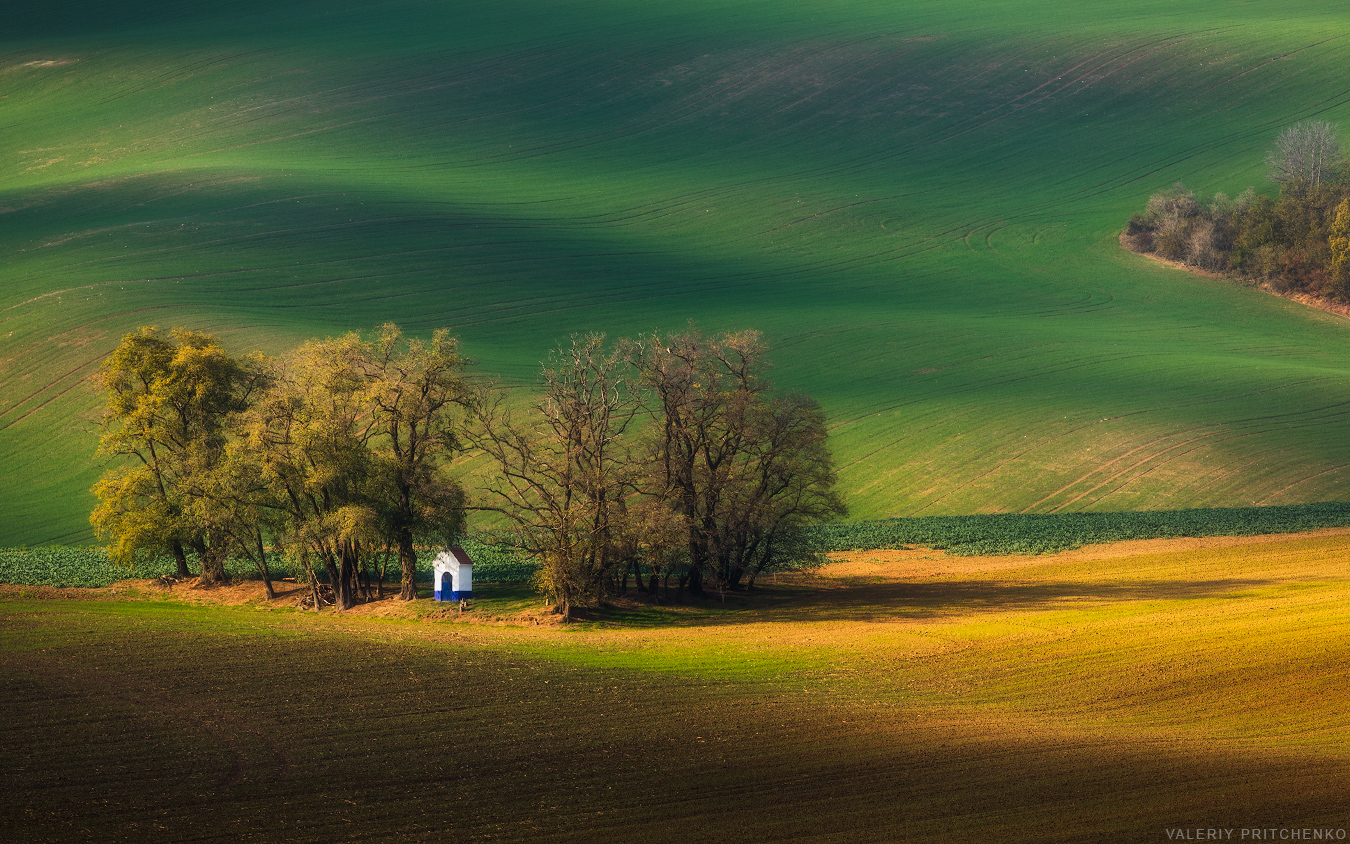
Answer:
xmin=638 ymin=577 xmax=1277 ymax=627
xmin=1 ymin=607 xmax=1346 ymax=843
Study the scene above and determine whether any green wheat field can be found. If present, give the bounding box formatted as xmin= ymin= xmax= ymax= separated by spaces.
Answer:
xmin=8 ymin=0 xmax=1350 ymax=544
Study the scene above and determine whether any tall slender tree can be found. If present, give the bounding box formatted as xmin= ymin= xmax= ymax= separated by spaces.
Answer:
xmin=469 ymin=335 xmax=640 ymax=619
xmin=363 ymin=325 xmax=472 ymax=600
xmin=92 ymin=327 xmax=264 ymax=585
xmin=237 ymin=333 xmax=381 ymax=610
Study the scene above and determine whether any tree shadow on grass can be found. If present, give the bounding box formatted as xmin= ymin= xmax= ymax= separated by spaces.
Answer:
xmin=607 ymin=577 xmax=1280 ymax=627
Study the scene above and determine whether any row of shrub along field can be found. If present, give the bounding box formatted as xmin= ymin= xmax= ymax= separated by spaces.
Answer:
xmin=0 ymin=536 xmax=536 ymax=589
xmin=10 ymin=2 xmax=1350 ymax=544
xmin=807 ymin=501 xmax=1350 ymax=555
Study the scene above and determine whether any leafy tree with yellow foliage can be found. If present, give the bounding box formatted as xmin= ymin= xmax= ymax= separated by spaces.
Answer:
xmin=1328 ymin=198 xmax=1350 ymax=298
xmin=91 ymin=327 xmax=265 ymax=584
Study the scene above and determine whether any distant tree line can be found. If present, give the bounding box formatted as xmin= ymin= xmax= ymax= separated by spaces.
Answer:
xmin=1123 ymin=120 xmax=1350 ymax=301
xmin=92 ymin=324 xmax=844 ymax=618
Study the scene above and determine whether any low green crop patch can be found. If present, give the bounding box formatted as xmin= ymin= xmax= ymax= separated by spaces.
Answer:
xmin=807 ymin=501 xmax=1350 ymax=555
xmin=0 ymin=535 xmax=536 ymax=588
xmin=11 ymin=504 xmax=1350 ymax=587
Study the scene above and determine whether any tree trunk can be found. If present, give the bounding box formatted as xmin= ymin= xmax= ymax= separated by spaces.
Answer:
xmin=729 ymin=565 xmax=745 ymax=590
xmin=195 ymin=539 xmax=227 ymax=587
xmin=687 ymin=564 xmax=704 ymax=597
xmin=299 ymin=555 xmax=323 ymax=611
xmin=171 ymin=539 xmax=191 ymax=579
xmin=376 ymin=543 xmax=391 ymax=600
xmin=324 ymin=554 xmax=351 ymax=610
xmin=336 ymin=544 xmax=360 ymax=610
xmin=397 ymin=530 xmax=418 ymax=601
xmin=254 ymin=529 xmax=276 ymax=600
xmin=357 ymin=558 xmax=372 ymax=601
xmin=647 ymin=573 xmax=659 ymax=602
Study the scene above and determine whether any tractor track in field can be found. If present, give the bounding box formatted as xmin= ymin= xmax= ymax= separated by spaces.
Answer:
xmin=1184 ymin=452 xmax=1281 ymax=497
xmin=176 ymin=114 xmax=389 ymax=159
xmin=418 ymin=42 xmax=844 ymax=166
xmin=837 ymin=408 xmax=984 ymax=472
xmin=773 ymin=29 xmax=1235 ymax=187
xmin=1200 ymin=33 xmax=1350 ymax=94
xmin=1084 ymin=430 xmax=1312 ymax=510
xmin=842 ymin=369 xmax=1347 ymax=514
xmin=1060 ymin=73 xmax=1350 ymax=207
xmin=1033 ymin=396 xmax=1350 ymax=512
xmin=1046 ymin=430 xmax=1238 ymax=513
xmin=88 ymin=50 xmax=271 ymax=109
xmin=0 ymin=352 xmax=108 ymax=432
xmin=0 ymin=310 xmax=155 ymax=370
xmin=1256 ymin=462 xmax=1350 ymax=505
xmin=909 ymin=421 xmax=1096 ymax=516
xmin=0 ymin=310 xmax=244 ymax=433
xmin=828 ymin=345 xmax=1141 ymax=433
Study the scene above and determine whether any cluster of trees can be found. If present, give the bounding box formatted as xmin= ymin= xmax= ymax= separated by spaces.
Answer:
xmin=92 ymin=324 xmax=844 ymax=618
xmin=469 ymin=329 xmax=845 ymax=618
xmin=92 ymin=325 xmax=471 ymax=609
xmin=1123 ymin=120 xmax=1350 ymax=300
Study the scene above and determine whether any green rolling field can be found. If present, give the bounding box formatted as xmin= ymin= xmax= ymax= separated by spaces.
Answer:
xmin=6 ymin=0 xmax=1350 ymax=544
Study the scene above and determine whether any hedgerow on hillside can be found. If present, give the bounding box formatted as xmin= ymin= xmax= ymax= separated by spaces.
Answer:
xmin=1124 ymin=120 xmax=1350 ymax=300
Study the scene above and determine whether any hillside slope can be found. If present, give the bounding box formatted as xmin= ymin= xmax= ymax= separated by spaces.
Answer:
xmin=5 ymin=0 xmax=1350 ymax=544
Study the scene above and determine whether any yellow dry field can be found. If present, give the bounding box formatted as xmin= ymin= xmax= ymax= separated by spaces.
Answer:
xmin=3 ymin=531 xmax=1349 ymax=841
xmin=462 ymin=531 xmax=1350 ymax=834
xmin=509 ymin=531 xmax=1350 ymax=747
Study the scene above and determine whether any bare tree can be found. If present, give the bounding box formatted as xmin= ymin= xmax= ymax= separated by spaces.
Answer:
xmin=629 ymin=326 xmax=844 ymax=597
xmin=715 ymin=391 xmax=846 ymax=591
xmin=1267 ymin=121 xmax=1343 ymax=189
xmin=627 ymin=327 xmax=766 ymax=597
xmin=468 ymin=335 xmax=641 ymax=620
